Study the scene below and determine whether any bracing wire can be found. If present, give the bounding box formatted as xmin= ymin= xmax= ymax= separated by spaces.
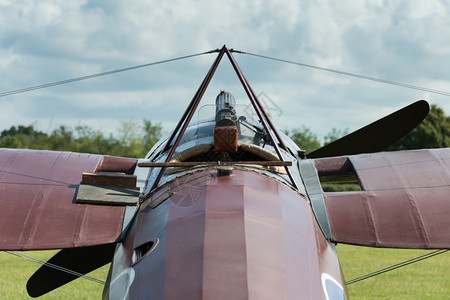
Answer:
xmin=2 ymin=47 xmax=449 ymax=98
xmin=1 ymin=47 xmax=449 ymax=98
xmin=0 ymin=49 xmax=219 ymax=98
xmin=345 ymin=249 xmax=449 ymax=285
xmin=5 ymin=251 xmax=105 ymax=285
xmin=241 ymin=51 xmax=450 ymax=97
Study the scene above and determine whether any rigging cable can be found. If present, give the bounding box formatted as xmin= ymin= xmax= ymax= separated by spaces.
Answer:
xmin=5 ymin=251 xmax=105 ymax=285
xmin=0 ymin=49 xmax=219 ymax=98
xmin=345 ymin=249 xmax=449 ymax=285
xmin=240 ymin=51 xmax=450 ymax=97
xmin=2 ymin=48 xmax=449 ymax=98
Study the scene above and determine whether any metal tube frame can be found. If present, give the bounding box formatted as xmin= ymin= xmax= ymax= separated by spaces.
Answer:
xmin=149 ymin=45 xmax=298 ymax=191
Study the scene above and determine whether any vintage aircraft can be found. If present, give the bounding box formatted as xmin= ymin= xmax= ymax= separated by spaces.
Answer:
xmin=0 ymin=45 xmax=449 ymax=299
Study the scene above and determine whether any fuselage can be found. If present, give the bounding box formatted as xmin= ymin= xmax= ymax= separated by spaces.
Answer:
xmin=103 ymin=100 xmax=347 ymax=299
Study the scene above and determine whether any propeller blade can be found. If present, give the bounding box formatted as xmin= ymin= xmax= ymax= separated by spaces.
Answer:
xmin=307 ymin=100 xmax=430 ymax=158
xmin=26 ymin=243 xmax=116 ymax=297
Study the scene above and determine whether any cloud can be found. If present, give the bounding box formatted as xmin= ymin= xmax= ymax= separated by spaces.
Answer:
xmin=0 ymin=0 xmax=449 ymax=144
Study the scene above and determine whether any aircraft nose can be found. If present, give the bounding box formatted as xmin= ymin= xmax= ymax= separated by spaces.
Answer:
xmin=116 ymin=168 xmax=341 ymax=299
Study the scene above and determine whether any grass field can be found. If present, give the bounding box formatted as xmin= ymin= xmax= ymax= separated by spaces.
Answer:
xmin=337 ymin=245 xmax=450 ymax=299
xmin=0 ymin=250 xmax=108 ymax=299
xmin=1 ymin=245 xmax=449 ymax=299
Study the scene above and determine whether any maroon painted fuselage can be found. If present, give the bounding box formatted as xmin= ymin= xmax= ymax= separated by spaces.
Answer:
xmin=105 ymin=168 xmax=345 ymax=299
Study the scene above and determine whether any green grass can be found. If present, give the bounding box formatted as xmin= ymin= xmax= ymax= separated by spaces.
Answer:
xmin=1 ymin=246 xmax=450 ymax=299
xmin=337 ymin=245 xmax=450 ymax=299
xmin=0 ymin=251 xmax=108 ymax=299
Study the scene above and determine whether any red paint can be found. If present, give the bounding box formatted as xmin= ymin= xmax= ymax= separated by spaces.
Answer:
xmin=0 ymin=149 xmax=126 ymax=250
xmin=322 ymin=149 xmax=450 ymax=248
xmin=126 ymin=169 xmax=343 ymax=299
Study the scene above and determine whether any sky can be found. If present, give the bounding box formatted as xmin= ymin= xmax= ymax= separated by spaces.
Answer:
xmin=0 ymin=0 xmax=449 ymax=144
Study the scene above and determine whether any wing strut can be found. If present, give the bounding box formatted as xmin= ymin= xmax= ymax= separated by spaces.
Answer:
xmin=225 ymin=48 xmax=298 ymax=189
xmin=149 ymin=45 xmax=298 ymax=191
xmin=149 ymin=47 xmax=225 ymax=191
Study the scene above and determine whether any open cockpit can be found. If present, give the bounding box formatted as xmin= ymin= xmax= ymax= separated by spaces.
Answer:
xmin=139 ymin=90 xmax=304 ymax=197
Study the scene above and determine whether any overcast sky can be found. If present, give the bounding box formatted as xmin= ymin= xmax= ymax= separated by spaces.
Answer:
xmin=1 ymin=0 xmax=449 ymax=144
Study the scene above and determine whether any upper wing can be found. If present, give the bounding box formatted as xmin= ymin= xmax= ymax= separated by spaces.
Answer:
xmin=312 ymin=148 xmax=450 ymax=249
xmin=0 ymin=148 xmax=137 ymax=250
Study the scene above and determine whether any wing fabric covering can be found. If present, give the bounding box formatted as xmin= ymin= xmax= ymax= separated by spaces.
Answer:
xmin=0 ymin=149 xmax=136 ymax=250
xmin=27 ymin=243 xmax=116 ymax=297
xmin=317 ymin=149 xmax=450 ymax=248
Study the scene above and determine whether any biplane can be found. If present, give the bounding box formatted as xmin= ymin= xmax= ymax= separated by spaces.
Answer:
xmin=1 ymin=45 xmax=449 ymax=299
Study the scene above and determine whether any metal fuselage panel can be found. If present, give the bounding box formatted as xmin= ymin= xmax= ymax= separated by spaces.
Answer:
xmin=107 ymin=168 xmax=344 ymax=299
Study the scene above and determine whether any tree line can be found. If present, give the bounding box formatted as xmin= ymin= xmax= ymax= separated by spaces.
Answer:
xmin=0 ymin=105 xmax=448 ymax=158
xmin=0 ymin=120 xmax=162 ymax=158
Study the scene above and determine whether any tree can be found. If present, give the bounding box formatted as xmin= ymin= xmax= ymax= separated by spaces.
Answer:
xmin=388 ymin=104 xmax=450 ymax=150
xmin=285 ymin=126 xmax=321 ymax=153
xmin=0 ymin=124 xmax=48 ymax=149
xmin=143 ymin=120 xmax=163 ymax=150
xmin=114 ymin=120 xmax=163 ymax=157
xmin=49 ymin=125 xmax=74 ymax=150
xmin=0 ymin=119 xmax=163 ymax=158
xmin=323 ymin=128 xmax=349 ymax=145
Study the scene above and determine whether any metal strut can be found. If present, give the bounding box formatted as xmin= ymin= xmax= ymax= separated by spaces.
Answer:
xmin=224 ymin=47 xmax=298 ymax=189
xmin=150 ymin=47 xmax=225 ymax=191
xmin=150 ymin=45 xmax=298 ymax=191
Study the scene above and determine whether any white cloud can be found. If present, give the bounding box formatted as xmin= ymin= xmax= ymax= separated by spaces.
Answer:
xmin=0 ymin=0 xmax=449 ymax=146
